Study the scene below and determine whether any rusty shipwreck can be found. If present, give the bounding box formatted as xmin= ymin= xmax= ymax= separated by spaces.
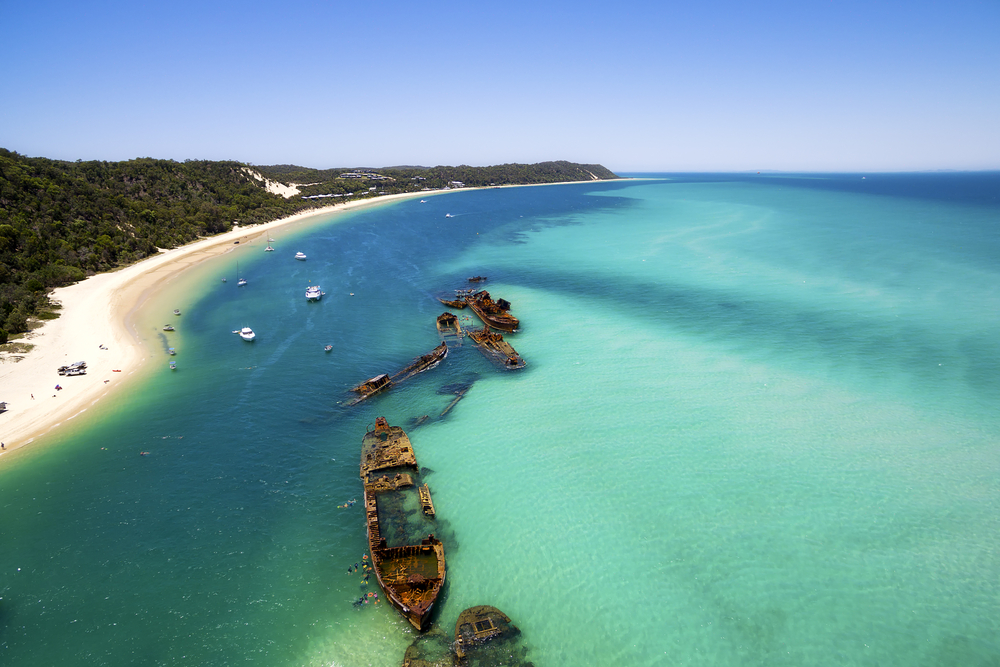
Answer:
xmin=466 ymin=290 xmax=519 ymax=332
xmin=361 ymin=417 xmax=446 ymax=631
xmin=469 ymin=326 xmax=525 ymax=369
xmin=347 ymin=342 xmax=448 ymax=406
xmin=436 ymin=312 xmax=464 ymax=337
xmin=454 ymin=605 xmax=526 ymax=664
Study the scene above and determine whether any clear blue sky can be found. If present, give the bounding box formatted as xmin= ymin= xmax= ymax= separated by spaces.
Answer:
xmin=2 ymin=0 xmax=998 ymax=172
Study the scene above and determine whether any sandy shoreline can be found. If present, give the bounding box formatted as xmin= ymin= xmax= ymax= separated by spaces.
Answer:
xmin=0 ymin=190 xmax=451 ymax=459
xmin=0 ymin=179 xmax=619 ymax=460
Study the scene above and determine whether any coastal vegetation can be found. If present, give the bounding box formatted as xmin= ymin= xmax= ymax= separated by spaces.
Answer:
xmin=0 ymin=149 xmax=617 ymax=340
xmin=259 ymin=161 xmax=619 ymax=197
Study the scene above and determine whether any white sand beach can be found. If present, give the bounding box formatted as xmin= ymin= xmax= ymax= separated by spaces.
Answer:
xmin=0 ymin=191 xmax=441 ymax=458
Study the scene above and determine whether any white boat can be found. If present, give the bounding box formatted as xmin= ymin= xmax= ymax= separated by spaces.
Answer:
xmin=295 ymin=252 xmax=307 ymax=261
xmin=237 ymin=261 xmax=247 ymax=286
xmin=173 ymin=309 xmax=181 ymax=315
xmin=236 ymin=327 xmax=255 ymax=341
xmin=162 ymin=325 xmax=175 ymax=332
xmin=169 ymin=361 xmax=177 ymax=370
xmin=305 ymin=285 xmax=324 ymax=301
xmin=168 ymin=347 xmax=176 ymax=355
xmin=445 ymin=214 xmax=454 ymax=218
xmin=264 ymin=245 xmax=274 ymax=252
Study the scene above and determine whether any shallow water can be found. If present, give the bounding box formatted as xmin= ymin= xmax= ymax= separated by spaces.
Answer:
xmin=2 ymin=174 xmax=999 ymax=666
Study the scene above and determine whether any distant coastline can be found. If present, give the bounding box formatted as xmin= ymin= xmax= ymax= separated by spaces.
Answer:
xmin=0 ymin=179 xmax=615 ymax=459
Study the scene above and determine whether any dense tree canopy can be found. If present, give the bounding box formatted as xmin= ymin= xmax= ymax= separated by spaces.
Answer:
xmin=0 ymin=149 xmax=616 ymax=340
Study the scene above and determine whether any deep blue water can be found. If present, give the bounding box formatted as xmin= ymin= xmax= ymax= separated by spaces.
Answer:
xmin=2 ymin=174 xmax=999 ymax=666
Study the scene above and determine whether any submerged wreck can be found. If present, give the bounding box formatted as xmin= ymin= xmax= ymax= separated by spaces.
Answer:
xmin=466 ymin=291 xmax=518 ymax=332
xmin=438 ymin=297 xmax=468 ymax=309
xmin=438 ymin=288 xmax=476 ymax=309
xmin=400 ymin=605 xmax=533 ymax=667
xmin=347 ymin=342 xmax=448 ymax=406
xmin=454 ymin=605 xmax=530 ymax=664
xmin=348 ymin=373 xmax=393 ymax=404
xmin=436 ymin=312 xmax=464 ymax=337
xmin=394 ymin=342 xmax=449 ymax=383
xmin=361 ymin=417 xmax=445 ymax=631
xmin=469 ymin=327 xmax=525 ymax=370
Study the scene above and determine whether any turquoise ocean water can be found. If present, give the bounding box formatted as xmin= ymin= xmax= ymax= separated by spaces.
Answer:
xmin=2 ymin=174 xmax=999 ymax=666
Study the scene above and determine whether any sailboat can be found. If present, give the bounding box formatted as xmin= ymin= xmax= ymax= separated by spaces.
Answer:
xmin=237 ymin=261 xmax=247 ymax=287
xmin=264 ymin=237 xmax=274 ymax=252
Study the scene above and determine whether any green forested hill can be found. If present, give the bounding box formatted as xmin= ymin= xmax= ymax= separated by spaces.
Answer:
xmin=256 ymin=160 xmax=618 ymax=192
xmin=0 ymin=149 xmax=616 ymax=341
xmin=0 ymin=150 xmax=308 ymax=341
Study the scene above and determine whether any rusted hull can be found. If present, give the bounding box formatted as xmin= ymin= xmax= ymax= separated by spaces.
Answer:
xmin=346 ymin=374 xmax=393 ymax=406
xmin=392 ymin=343 xmax=448 ymax=383
xmin=466 ymin=291 xmax=519 ymax=332
xmin=454 ymin=605 xmax=518 ymax=661
xmin=436 ymin=312 xmax=463 ymax=337
xmin=361 ymin=419 xmax=445 ymax=632
xmin=466 ymin=300 xmax=518 ymax=332
xmin=437 ymin=298 xmax=467 ymax=309
xmin=367 ymin=537 xmax=445 ymax=631
xmin=469 ymin=327 xmax=526 ymax=369
xmin=347 ymin=343 xmax=447 ymax=406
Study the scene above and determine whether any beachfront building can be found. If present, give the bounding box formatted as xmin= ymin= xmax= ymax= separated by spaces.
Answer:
xmin=340 ymin=172 xmax=394 ymax=181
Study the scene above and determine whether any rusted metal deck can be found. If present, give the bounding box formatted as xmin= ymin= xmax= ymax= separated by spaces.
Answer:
xmin=361 ymin=417 xmax=445 ymax=631
xmin=346 ymin=342 xmax=448 ymax=406
xmin=466 ymin=290 xmax=519 ymax=332
xmin=469 ymin=326 xmax=526 ymax=369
